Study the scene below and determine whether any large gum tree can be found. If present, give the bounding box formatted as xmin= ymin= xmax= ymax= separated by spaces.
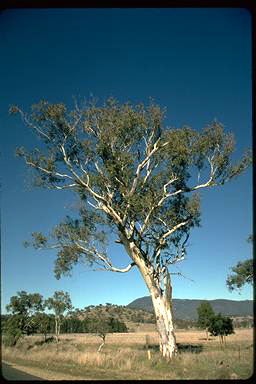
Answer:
xmin=10 ymin=97 xmax=251 ymax=359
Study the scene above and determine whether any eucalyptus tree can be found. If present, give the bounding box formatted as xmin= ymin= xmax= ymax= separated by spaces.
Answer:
xmin=11 ymin=97 xmax=251 ymax=359
xmin=45 ymin=291 xmax=73 ymax=343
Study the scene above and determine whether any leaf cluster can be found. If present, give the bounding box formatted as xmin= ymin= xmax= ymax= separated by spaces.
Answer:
xmin=226 ymin=259 xmax=253 ymax=291
xmin=208 ymin=313 xmax=234 ymax=337
xmin=6 ymin=291 xmax=44 ymax=316
xmin=45 ymin=291 xmax=73 ymax=317
xmin=197 ymin=301 xmax=215 ymax=330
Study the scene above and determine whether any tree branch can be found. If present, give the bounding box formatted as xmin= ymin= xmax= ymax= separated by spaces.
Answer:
xmin=74 ymin=241 xmax=136 ymax=273
xmin=160 ymin=220 xmax=189 ymax=243
xmin=129 ymin=139 xmax=168 ymax=196
xmin=13 ymin=107 xmax=51 ymax=141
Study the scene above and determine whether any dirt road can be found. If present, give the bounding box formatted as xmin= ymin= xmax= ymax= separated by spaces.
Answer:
xmin=1 ymin=362 xmax=46 ymax=381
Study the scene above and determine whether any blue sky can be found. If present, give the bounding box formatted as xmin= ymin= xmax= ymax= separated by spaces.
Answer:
xmin=0 ymin=8 xmax=253 ymax=314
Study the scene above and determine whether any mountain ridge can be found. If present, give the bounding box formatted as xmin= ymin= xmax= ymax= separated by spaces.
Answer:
xmin=127 ymin=296 xmax=253 ymax=320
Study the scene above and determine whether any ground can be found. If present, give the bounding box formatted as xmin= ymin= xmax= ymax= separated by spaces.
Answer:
xmin=2 ymin=328 xmax=253 ymax=380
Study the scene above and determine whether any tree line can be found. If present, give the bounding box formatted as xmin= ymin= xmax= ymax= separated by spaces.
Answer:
xmin=2 ymin=290 xmax=127 ymax=347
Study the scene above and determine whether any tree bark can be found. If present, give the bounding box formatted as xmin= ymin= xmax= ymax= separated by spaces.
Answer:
xmin=98 ymin=335 xmax=106 ymax=352
xmin=55 ymin=316 xmax=59 ymax=343
xmin=150 ymin=285 xmax=177 ymax=359
xmin=120 ymin=234 xmax=177 ymax=360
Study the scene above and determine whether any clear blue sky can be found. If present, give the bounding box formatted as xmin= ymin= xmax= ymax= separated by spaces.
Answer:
xmin=0 ymin=8 xmax=253 ymax=314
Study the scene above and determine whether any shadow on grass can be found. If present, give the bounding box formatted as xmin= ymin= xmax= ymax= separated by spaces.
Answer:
xmin=26 ymin=336 xmax=56 ymax=349
xmin=143 ymin=343 xmax=203 ymax=354
xmin=35 ymin=337 xmax=55 ymax=345
xmin=177 ymin=343 xmax=203 ymax=353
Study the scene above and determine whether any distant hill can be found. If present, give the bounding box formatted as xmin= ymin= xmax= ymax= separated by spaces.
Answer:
xmin=127 ymin=296 xmax=253 ymax=320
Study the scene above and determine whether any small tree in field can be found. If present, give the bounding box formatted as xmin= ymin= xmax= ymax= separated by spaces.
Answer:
xmin=45 ymin=291 xmax=72 ymax=343
xmin=197 ymin=301 xmax=215 ymax=341
xmin=11 ymin=97 xmax=251 ymax=359
xmin=208 ymin=313 xmax=234 ymax=347
xmin=87 ymin=315 xmax=127 ymax=351
xmin=226 ymin=235 xmax=253 ymax=292
xmin=87 ymin=316 xmax=111 ymax=352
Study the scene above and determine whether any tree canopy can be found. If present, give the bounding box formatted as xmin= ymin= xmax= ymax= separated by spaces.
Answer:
xmin=6 ymin=291 xmax=44 ymax=316
xmin=208 ymin=313 xmax=234 ymax=345
xmin=197 ymin=301 xmax=215 ymax=340
xmin=197 ymin=301 xmax=215 ymax=329
xmin=11 ymin=98 xmax=251 ymax=281
xmin=45 ymin=291 xmax=73 ymax=317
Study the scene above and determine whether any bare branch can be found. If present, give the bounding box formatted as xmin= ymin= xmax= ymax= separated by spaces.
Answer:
xmin=14 ymin=107 xmax=52 ymax=141
xmin=60 ymin=144 xmax=120 ymax=221
xmin=160 ymin=220 xmax=189 ymax=244
xmin=166 ymin=255 xmax=185 ymax=265
xmin=129 ymin=139 xmax=168 ymax=196
xmin=25 ymin=159 xmax=73 ymax=180
xmin=191 ymin=156 xmax=216 ymax=190
xmin=74 ymin=241 xmax=135 ymax=273
xmin=53 ymin=183 xmax=77 ymax=190
xmin=170 ymin=270 xmax=195 ymax=282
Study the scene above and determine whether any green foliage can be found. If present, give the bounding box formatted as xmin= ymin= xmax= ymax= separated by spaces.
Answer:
xmin=34 ymin=312 xmax=52 ymax=339
xmin=208 ymin=313 xmax=234 ymax=343
xmin=197 ymin=301 xmax=215 ymax=330
xmin=5 ymin=291 xmax=44 ymax=336
xmin=45 ymin=291 xmax=73 ymax=316
xmin=45 ymin=291 xmax=73 ymax=342
xmin=61 ymin=316 xmax=85 ymax=333
xmin=2 ymin=315 xmax=23 ymax=346
xmin=227 ymin=236 xmax=253 ymax=291
xmin=86 ymin=315 xmax=127 ymax=340
xmin=108 ymin=317 xmax=128 ymax=332
xmin=6 ymin=291 xmax=44 ymax=316
xmin=226 ymin=259 xmax=253 ymax=291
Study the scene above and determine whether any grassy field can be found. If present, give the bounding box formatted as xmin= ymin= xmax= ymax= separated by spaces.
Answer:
xmin=2 ymin=328 xmax=253 ymax=380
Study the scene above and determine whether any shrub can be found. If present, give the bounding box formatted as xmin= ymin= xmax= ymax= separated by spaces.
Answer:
xmin=208 ymin=313 xmax=234 ymax=345
xmin=2 ymin=325 xmax=22 ymax=347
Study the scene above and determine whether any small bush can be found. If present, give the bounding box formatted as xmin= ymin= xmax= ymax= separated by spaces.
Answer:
xmin=2 ymin=329 xmax=22 ymax=347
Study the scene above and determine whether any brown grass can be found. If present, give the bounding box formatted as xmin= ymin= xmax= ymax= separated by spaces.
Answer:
xmin=2 ymin=328 xmax=253 ymax=380
xmin=40 ymin=327 xmax=252 ymax=345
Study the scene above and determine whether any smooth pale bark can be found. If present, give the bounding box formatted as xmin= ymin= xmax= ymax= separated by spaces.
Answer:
xmin=120 ymin=233 xmax=177 ymax=360
xmin=98 ymin=336 xmax=106 ymax=352
xmin=150 ymin=287 xmax=177 ymax=359
xmin=55 ymin=316 xmax=60 ymax=343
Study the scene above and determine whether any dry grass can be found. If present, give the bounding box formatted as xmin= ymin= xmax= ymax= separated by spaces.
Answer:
xmin=2 ymin=328 xmax=253 ymax=380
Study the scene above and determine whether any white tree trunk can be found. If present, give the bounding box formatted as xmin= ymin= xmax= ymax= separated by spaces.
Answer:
xmin=120 ymin=234 xmax=177 ymax=360
xmin=150 ymin=288 xmax=177 ymax=359
xmin=55 ymin=316 xmax=60 ymax=343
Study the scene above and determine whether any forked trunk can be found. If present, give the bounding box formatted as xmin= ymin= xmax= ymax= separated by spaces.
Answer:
xmin=120 ymin=235 xmax=177 ymax=360
xmin=98 ymin=335 xmax=106 ymax=352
